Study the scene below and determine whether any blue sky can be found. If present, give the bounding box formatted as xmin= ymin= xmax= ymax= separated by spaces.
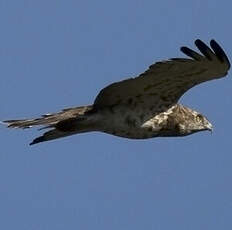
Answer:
xmin=0 ymin=0 xmax=232 ymax=229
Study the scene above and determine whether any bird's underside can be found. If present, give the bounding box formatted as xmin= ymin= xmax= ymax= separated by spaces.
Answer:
xmin=3 ymin=39 xmax=230 ymax=145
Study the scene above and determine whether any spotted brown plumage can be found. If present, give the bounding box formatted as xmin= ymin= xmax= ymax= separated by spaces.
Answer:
xmin=3 ymin=39 xmax=230 ymax=145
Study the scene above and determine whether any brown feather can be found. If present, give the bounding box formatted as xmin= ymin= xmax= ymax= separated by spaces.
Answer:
xmin=4 ymin=105 xmax=93 ymax=129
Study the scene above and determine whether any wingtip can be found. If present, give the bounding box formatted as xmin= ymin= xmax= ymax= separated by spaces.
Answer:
xmin=180 ymin=45 xmax=203 ymax=61
xmin=210 ymin=39 xmax=219 ymax=49
xmin=29 ymin=136 xmax=46 ymax=145
xmin=210 ymin=39 xmax=216 ymax=44
xmin=194 ymin=39 xmax=214 ymax=60
xmin=194 ymin=39 xmax=201 ymax=45
xmin=210 ymin=39 xmax=231 ymax=68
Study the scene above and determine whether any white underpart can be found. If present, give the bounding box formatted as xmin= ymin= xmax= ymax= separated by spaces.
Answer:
xmin=141 ymin=105 xmax=176 ymax=130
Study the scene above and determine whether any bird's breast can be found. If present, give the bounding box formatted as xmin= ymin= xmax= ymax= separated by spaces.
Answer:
xmin=96 ymin=104 xmax=166 ymax=139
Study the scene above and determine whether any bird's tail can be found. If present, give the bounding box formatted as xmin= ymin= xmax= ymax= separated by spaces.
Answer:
xmin=3 ymin=105 xmax=95 ymax=145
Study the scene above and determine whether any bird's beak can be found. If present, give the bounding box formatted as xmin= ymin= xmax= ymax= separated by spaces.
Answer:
xmin=206 ymin=123 xmax=213 ymax=134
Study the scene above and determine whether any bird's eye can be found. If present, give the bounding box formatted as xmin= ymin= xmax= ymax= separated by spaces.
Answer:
xmin=196 ymin=114 xmax=203 ymax=122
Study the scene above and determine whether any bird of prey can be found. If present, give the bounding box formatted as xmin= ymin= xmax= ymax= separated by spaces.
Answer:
xmin=3 ymin=39 xmax=230 ymax=145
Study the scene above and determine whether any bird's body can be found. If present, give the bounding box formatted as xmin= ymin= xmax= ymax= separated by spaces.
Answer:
xmin=92 ymin=104 xmax=211 ymax=139
xmin=3 ymin=39 xmax=230 ymax=145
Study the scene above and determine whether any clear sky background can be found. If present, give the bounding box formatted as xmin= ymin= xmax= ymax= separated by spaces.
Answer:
xmin=0 ymin=0 xmax=232 ymax=229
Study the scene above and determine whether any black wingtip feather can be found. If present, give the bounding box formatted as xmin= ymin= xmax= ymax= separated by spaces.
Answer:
xmin=194 ymin=39 xmax=213 ymax=60
xmin=180 ymin=46 xmax=202 ymax=60
xmin=30 ymin=136 xmax=46 ymax=145
xmin=210 ymin=39 xmax=231 ymax=68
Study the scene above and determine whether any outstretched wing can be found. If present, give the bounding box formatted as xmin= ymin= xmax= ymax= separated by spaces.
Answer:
xmin=94 ymin=40 xmax=230 ymax=109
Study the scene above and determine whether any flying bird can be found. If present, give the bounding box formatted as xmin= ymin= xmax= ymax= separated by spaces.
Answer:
xmin=3 ymin=39 xmax=230 ymax=145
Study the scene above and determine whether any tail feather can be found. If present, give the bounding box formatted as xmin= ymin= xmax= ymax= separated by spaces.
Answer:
xmin=3 ymin=105 xmax=94 ymax=145
xmin=3 ymin=105 xmax=93 ymax=129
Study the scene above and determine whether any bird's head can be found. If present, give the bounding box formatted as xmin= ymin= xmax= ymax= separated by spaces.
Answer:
xmin=163 ymin=105 xmax=213 ymax=137
xmin=187 ymin=113 xmax=213 ymax=133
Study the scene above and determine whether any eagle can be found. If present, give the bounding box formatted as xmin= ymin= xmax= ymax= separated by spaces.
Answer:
xmin=3 ymin=39 xmax=230 ymax=145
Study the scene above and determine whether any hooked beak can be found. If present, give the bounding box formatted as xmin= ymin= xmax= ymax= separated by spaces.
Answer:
xmin=206 ymin=123 xmax=213 ymax=134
